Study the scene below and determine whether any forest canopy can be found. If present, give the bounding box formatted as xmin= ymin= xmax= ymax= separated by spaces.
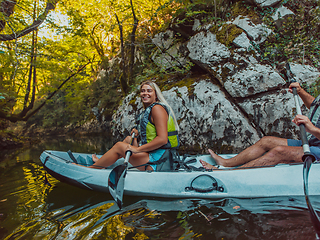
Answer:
xmin=0 ymin=0 xmax=181 ymax=128
xmin=1 ymin=0 xmax=320 ymax=132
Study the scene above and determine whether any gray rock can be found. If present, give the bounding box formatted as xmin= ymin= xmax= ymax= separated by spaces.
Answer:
xmin=289 ymin=63 xmax=320 ymax=85
xmin=246 ymin=0 xmax=281 ymax=7
xmin=223 ymin=62 xmax=286 ymax=98
xmin=152 ymin=43 xmax=189 ymax=71
xmin=233 ymin=32 xmax=253 ymax=50
xmin=152 ymin=30 xmax=175 ymax=50
xmin=187 ymin=31 xmax=231 ymax=65
xmin=238 ymin=89 xmax=303 ymax=138
xmin=232 ymin=15 xmax=272 ymax=44
xmin=272 ymin=6 xmax=294 ymax=21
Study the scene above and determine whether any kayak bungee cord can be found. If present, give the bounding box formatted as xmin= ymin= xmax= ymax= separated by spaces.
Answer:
xmin=286 ymin=63 xmax=320 ymax=238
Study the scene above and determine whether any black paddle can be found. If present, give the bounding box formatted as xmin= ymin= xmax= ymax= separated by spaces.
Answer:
xmin=286 ymin=63 xmax=320 ymax=237
xmin=108 ymin=132 xmax=135 ymax=209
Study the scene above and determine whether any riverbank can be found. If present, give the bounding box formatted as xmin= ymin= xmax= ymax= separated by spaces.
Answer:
xmin=0 ymin=130 xmax=28 ymax=150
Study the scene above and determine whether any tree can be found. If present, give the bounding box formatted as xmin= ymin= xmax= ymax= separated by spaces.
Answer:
xmin=59 ymin=0 xmax=175 ymax=94
xmin=0 ymin=0 xmax=59 ymax=41
xmin=0 ymin=0 xmax=186 ymax=125
xmin=0 ymin=0 xmax=94 ymax=123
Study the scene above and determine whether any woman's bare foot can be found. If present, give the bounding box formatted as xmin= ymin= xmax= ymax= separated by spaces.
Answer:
xmin=199 ymin=160 xmax=219 ymax=170
xmin=92 ymin=154 xmax=99 ymax=163
xmin=208 ymin=149 xmax=227 ymax=166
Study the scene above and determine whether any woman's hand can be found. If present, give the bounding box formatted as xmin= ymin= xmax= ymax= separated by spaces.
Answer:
xmin=131 ymin=128 xmax=139 ymax=137
xmin=126 ymin=144 xmax=141 ymax=154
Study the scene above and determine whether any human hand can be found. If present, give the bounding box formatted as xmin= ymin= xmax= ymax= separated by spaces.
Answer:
xmin=126 ymin=144 xmax=140 ymax=154
xmin=131 ymin=128 xmax=139 ymax=137
xmin=292 ymin=114 xmax=315 ymax=133
xmin=288 ymin=82 xmax=302 ymax=94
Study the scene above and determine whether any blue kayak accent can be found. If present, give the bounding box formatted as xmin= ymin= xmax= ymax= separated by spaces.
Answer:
xmin=40 ymin=150 xmax=320 ymax=199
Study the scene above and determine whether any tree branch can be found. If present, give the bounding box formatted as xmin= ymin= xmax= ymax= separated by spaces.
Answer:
xmin=0 ymin=0 xmax=59 ymax=41
xmin=0 ymin=62 xmax=91 ymax=122
xmin=0 ymin=0 xmax=17 ymax=32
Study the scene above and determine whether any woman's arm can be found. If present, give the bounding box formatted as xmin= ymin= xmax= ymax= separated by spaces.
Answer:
xmin=133 ymin=105 xmax=168 ymax=153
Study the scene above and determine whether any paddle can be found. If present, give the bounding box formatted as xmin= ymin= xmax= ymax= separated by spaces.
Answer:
xmin=286 ymin=63 xmax=320 ymax=237
xmin=108 ymin=132 xmax=135 ymax=209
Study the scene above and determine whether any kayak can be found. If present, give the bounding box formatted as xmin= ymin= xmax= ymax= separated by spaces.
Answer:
xmin=40 ymin=150 xmax=320 ymax=199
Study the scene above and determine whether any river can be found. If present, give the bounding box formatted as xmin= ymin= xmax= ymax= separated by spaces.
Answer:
xmin=0 ymin=135 xmax=319 ymax=239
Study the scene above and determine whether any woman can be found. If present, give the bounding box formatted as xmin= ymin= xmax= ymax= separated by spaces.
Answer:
xmin=91 ymin=80 xmax=179 ymax=171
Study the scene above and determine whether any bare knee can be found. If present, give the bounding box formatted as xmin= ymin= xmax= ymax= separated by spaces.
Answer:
xmin=269 ymin=145 xmax=287 ymax=156
xmin=256 ymin=136 xmax=275 ymax=150
xmin=112 ymin=141 xmax=126 ymax=155
xmin=267 ymin=146 xmax=302 ymax=163
xmin=123 ymin=136 xmax=131 ymax=144
xmin=257 ymin=136 xmax=286 ymax=151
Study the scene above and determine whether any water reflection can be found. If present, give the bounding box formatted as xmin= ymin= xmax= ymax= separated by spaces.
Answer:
xmin=0 ymin=135 xmax=319 ymax=239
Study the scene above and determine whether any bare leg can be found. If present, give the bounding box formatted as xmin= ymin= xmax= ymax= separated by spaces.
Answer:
xmin=123 ymin=136 xmax=132 ymax=144
xmin=200 ymin=145 xmax=304 ymax=169
xmin=199 ymin=160 xmax=220 ymax=170
xmin=90 ymin=141 xmax=151 ymax=170
xmin=207 ymin=136 xmax=288 ymax=167
xmin=92 ymin=136 xmax=137 ymax=164
xmin=92 ymin=154 xmax=99 ymax=163
xmin=90 ymin=141 xmax=127 ymax=168
xmin=239 ymin=145 xmax=304 ymax=168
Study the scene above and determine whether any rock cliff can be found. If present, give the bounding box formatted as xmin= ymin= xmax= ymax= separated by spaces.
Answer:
xmin=111 ymin=0 xmax=320 ymax=154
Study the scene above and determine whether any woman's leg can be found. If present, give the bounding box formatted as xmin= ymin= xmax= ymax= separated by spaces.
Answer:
xmin=91 ymin=141 xmax=152 ymax=170
xmin=92 ymin=136 xmax=137 ymax=164
xmin=129 ymin=153 xmax=153 ymax=171
xmin=90 ymin=141 xmax=128 ymax=168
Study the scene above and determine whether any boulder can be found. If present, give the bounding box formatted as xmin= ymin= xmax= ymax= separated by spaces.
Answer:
xmin=232 ymin=15 xmax=272 ymax=44
xmin=110 ymin=3 xmax=320 ymax=153
xmin=187 ymin=31 xmax=231 ymax=66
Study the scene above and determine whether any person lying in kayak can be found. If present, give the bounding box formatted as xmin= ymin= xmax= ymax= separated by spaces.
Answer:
xmin=200 ymin=82 xmax=320 ymax=169
xmin=90 ymin=80 xmax=179 ymax=170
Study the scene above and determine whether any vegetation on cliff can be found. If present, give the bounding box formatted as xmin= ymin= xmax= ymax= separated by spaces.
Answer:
xmin=1 ymin=0 xmax=320 ymax=149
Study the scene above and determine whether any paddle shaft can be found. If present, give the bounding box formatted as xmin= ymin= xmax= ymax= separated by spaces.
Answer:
xmin=107 ymin=131 xmax=136 ymax=209
xmin=291 ymin=87 xmax=311 ymax=154
xmin=124 ymin=132 xmax=135 ymax=163
xmin=288 ymin=63 xmax=320 ymax=238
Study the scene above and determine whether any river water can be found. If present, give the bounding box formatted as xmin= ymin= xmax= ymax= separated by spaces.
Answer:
xmin=0 ymin=135 xmax=319 ymax=239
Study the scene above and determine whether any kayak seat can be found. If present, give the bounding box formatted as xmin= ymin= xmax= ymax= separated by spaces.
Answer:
xmin=76 ymin=155 xmax=94 ymax=166
xmin=130 ymin=149 xmax=180 ymax=172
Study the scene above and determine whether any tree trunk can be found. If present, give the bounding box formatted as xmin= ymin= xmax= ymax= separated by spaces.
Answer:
xmin=0 ymin=63 xmax=90 ymax=122
xmin=128 ymin=0 xmax=139 ymax=87
xmin=115 ymin=13 xmax=129 ymax=94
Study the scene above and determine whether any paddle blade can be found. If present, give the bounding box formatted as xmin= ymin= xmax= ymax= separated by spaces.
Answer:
xmin=108 ymin=162 xmax=128 ymax=208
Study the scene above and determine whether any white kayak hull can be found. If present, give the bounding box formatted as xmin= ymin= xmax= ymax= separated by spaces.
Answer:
xmin=40 ymin=150 xmax=320 ymax=199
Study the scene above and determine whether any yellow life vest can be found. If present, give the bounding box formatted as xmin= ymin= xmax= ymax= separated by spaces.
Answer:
xmin=137 ymin=102 xmax=179 ymax=149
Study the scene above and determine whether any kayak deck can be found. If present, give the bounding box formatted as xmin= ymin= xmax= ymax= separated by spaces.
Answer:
xmin=40 ymin=150 xmax=320 ymax=199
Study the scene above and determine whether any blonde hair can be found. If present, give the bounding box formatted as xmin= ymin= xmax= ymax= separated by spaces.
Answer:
xmin=140 ymin=81 xmax=179 ymax=131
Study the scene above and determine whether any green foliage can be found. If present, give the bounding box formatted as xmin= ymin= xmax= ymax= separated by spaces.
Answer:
xmin=170 ymin=0 xmax=234 ymax=27
xmin=0 ymin=93 xmax=5 ymax=100
xmin=248 ymin=0 xmax=320 ymax=68
xmin=2 ymin=0 xmax=320 ymax=135
xmin=212 ymin=24 xmax=243 ymax=47
xmin=302 ymin=77 xmax=320 ymax=97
